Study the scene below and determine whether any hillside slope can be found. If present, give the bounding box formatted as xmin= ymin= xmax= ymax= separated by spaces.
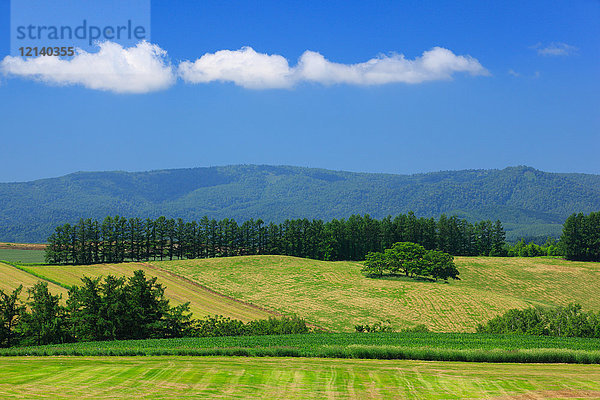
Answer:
xmin=112 ymin=256 xmax=600 ymax=332
xmin=1 ymin=165 xmax=599 ymax=242
xmin=3 ymin=255 xmax=599 ymax=332
xmin=152 ymin=255 xmax=600 ymax=332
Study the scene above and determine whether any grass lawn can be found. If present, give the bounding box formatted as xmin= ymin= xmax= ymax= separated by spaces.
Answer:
xmin=0 ymin=356 xmax=598 ymax=399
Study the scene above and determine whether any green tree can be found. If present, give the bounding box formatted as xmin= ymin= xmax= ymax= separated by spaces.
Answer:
xmin=423 ymin=250 xmax=460 ymax=281
xmin=388 ymin=242 xmax=426 ymax=277
xmin=362 ymin=251 xmax=387 ymax=277
xmin=0 ymin=286 xmax=25 ymax=347
xmin=19 ymin=282 xmax=69 ymax=346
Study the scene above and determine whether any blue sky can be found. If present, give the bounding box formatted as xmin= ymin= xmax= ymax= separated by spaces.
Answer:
xmin=0 ymin=0 xmax=598 ymax=182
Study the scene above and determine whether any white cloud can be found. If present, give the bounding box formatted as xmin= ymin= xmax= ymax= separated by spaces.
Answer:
xmin=508 ymin=69 xmax=521 ymax=77
xmin=1 ymin=41 xmax=175 ymax=93
xmin=178 ymin=47 xmax=293 ymax=89
xmin=179 ymin=46 xmax=488 ymax=89
xmin=1 ymin=43 xmax=489 ymax=92
xmin=532 ymin=42 xmax=578 ymax=57
xmin=296 ymin=47 xmax=488 ymax=85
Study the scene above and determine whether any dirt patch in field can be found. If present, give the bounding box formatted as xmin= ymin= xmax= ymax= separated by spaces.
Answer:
xmin=0 ymin=243 xmax=47 ymax=251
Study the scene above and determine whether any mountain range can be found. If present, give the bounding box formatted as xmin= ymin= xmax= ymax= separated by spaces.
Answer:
xmin=1 ymin=165 xmax=599 ymax=243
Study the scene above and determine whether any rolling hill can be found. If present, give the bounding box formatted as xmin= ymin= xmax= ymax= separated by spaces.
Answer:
xmin=5 ymin=255 xmax=600 ymax=332
xmin=1 ymin=165 xmax=599 ymax=242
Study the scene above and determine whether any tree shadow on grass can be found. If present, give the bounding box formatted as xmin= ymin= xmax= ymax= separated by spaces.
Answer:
xmin=364 ymin=273 xmax=450 ymax=284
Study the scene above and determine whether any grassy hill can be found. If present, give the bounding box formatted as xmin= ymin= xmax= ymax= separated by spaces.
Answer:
xmin=8 ymin=255 xmax=600 ymax=332
xmin=1 ymin=165 xmax=599 ymax=242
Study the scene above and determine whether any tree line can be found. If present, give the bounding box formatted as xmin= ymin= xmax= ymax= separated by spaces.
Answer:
xmin=45 ymin=213 xmax=506 ymax=265
xmin=0 ymin=271 xmax=310 ymax=348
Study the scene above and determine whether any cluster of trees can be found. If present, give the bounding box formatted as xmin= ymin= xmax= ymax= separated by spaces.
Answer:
xmin=362 ymin=242 xmax=460 ymax=281
xmin=505 ymin=238 xmax=564 ymax=257
xmin=194 ymin=315 xmax=310 ymax=337
xmin=0 ymin=271 xmax=310 ymax=348
xmin=0 ymin=271 xmax=192 ymax=347
xmin=45 ymin=213 xmax=506 ymax=265
xmin=477 ymin=304 xmax=600 ymax=338
xmin=561 ymin=212 xmax=600 ymax=261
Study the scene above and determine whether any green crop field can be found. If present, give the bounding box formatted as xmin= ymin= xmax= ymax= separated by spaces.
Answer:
xmin=2 ymin=332 xmax=600 ymax=364
xmin=148 ymin=255 xmax=600 ymax=332
xmin=0 ymin=356 xmax=598 ymax=399
xmin=0 ymin=249 xmax=46 ymax=264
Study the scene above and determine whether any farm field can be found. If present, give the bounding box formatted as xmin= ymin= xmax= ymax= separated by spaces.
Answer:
xmin=0 ymin=356 xmax=598 ymax=399
xmin=21 ymin=262 xmax=275 ymax=322
xmin=5 ymin=255 xmax=599 ymax=332
xmin=0 ymin=262 xmax=68 ymax=299
xmin=0 ymin=248 xmax=46 ymax=263
xmin=149 ymin=255 xmax=600 ymax=332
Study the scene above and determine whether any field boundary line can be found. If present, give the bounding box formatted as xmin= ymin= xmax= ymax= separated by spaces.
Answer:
xmin=0 ymin=261 xmax=71 ymax=290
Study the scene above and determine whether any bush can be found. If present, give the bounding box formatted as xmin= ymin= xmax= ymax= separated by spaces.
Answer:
xmin=355 ymin=320 xmax=394 ymax=333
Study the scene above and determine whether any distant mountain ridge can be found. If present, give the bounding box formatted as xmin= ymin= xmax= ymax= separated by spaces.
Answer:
xmin=1 ymin=165 xmax=599 ymax=243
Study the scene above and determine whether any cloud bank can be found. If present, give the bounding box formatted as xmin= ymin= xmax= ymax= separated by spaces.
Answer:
xmin=2 ymin=43 xmax=488 ymax=92
xmin=179 ymin=46 xmax=488 ymax=89
xmin=1 ymin=41 xmax=175 ymax=93
xmin=532 ymin=42 xmax=578 ymax=57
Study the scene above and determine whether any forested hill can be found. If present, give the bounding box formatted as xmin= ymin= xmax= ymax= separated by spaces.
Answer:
xmin=1 ymin=165 xmax=599 ymax=243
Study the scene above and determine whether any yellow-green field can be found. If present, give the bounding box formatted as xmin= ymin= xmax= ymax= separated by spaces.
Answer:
xmin=151 ymin=256 xmax=600 ymax=332
xmin=0 ymin=356 xmax=598 ymax=399
xmin=7 ymin=255 xmax=600 ymax=332
xmin=0 ymin=262 xmax=68 ymax=299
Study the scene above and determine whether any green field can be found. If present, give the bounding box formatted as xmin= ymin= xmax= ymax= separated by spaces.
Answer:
xmin=0 ymin=248 xmax=46 ymax=264
xmin=2 ymin=332 xmax=599 ymax=364
xmin=0 ymin=356 xmax=598 ymax=399
xmin=11 ymin=255 xmax=600 ymax=332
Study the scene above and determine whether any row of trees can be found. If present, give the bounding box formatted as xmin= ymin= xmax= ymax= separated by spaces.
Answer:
xmin=362 ymin=242 xmax=460 ymax=281
xmin=561 ymin=212 xmax=600 ymax=261
xmin=477 ymin=304 xmax=600 ymax=338
xmin=45 ymin=213 xmax=506 ymax=265
xmin=0 ymin=271 xmax=311 ymax=348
